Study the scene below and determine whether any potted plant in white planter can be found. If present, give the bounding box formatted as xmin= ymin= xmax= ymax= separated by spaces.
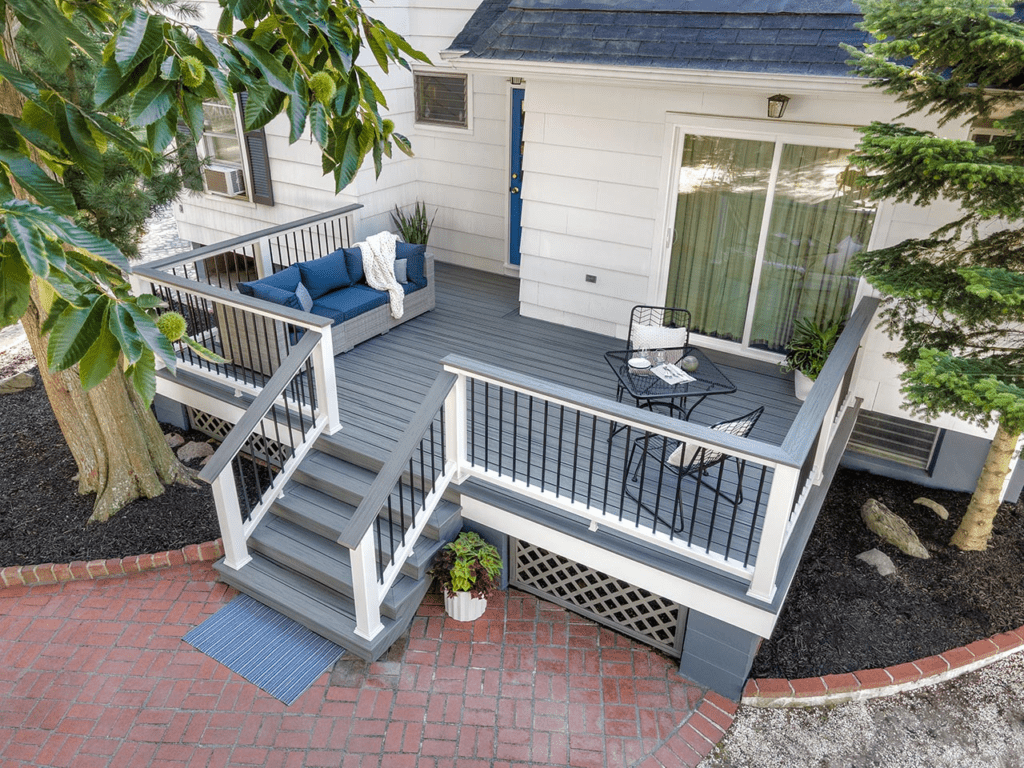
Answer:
xmin=429 ymin=531 xmax=502 ymax=622
xmin=780 ymin=318 xmax=843 ymax=401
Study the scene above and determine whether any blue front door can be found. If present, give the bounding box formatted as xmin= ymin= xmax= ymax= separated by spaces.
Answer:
xmin=509 ymin=88 xmax=525 ymax=266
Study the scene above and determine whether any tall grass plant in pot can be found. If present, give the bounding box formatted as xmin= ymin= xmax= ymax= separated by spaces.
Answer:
xmin=780 ymin=318 xmax=843 ymax=400
xmin=391 ymin=201 xmax=435 ymax=246
xmin=429 ymin=531 xmax=502 ymax=622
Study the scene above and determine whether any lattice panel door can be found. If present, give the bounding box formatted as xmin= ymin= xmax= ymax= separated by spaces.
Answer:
xmin=510 ymin=539 xmax=686 ymax=656
xmin=186 ymin=407 xmax=291 ymax=467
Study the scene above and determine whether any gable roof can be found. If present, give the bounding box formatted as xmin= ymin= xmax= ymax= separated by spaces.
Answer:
xmin=448 ymin=0 xmax=871 ymax=77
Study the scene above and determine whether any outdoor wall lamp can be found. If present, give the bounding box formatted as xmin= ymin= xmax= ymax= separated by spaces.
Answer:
xmin=767 ymin=94 xmax=790 ymax=119
xmin=510 ymin=77 xmax=524 ymax=85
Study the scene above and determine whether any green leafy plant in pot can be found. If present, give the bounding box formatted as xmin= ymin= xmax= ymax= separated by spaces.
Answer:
xmin=391 ymin=201 xmax=435 ymax=246
xmin=429 ymin=531 xmax=502 ymax=621
xmin=780 ymin=317 xmax=843 ymax=401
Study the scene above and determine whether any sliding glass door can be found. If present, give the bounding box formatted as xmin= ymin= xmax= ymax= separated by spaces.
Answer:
xmin=665 ymin=133 xmax=876 ymax=354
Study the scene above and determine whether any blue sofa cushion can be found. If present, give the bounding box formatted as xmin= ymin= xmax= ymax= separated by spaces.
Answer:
xmin=311 ymin=285 xmax=388 ymax=324
xmin=396 ymin=243 xmax=426 ymax=284
xmin=297 ymin=249 xmax=351 ymax=299
xmin=250 ymin=282 xmax=303 ymax=311
xmin=343 ymin=247 xmax=364 ymax=284
xmin=238 ymin=264 xmax=302 ymax=296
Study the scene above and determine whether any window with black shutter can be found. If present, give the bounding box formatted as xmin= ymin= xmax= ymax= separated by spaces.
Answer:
xmin=415 ymin=73 xmax=468 ymax=128
xmin=195 ymin=95 xmax=274 ymax=205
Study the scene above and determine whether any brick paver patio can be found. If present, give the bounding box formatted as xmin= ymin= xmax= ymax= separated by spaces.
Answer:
xmin=0 ymin=561 xmax=734 ymax=767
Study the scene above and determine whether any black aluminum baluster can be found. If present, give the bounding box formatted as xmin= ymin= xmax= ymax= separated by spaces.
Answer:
xmin=541 ymin=401 xmax=550 ymax=493
xmin=497 ymin=386 xmax=504 ymax=476
xmin=586 ymin=414 xmax=598 ymax=509
xmin=555 ymin=404 xmax=565 ymax=496
xmin=571 ymin=410 xmax=581 ymax=503
xmin=483 ymin=382 xmax=491 ymax=472
xmin=744 ymin=466 xmax=770 ymax=568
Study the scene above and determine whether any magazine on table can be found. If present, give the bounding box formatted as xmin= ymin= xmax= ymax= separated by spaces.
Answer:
xmin=652 ymin=363 xmax=694 ymax=385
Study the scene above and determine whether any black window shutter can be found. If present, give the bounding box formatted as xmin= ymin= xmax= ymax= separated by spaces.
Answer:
xmin=238 ymin=93 xmax=275 ymax=206
xmin=175 ymin=121 xmax=204 ymax=192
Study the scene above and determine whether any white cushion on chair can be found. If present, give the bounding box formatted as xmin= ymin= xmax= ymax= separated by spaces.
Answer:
xmin=631 ymin=323 xmax=687 ymax=351
xmin=667 ymin=442 xmax=699 ymax=468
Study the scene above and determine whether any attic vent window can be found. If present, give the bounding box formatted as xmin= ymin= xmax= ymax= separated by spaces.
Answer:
xmin=415 ymin=73 xmax=468 ymax=128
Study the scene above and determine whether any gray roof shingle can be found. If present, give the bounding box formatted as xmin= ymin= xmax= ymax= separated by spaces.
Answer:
xmin=448 ymin=0 xmax=870 ymax=77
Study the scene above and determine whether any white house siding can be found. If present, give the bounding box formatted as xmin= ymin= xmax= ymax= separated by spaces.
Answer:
xmin=411 ymin=72 xmax=510 ymax=273
xmin=175 ymin=0 xmax=480 ymax=247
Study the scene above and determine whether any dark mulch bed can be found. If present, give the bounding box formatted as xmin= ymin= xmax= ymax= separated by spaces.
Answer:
xmin=751 ymin=468 xmax=1024 ymax=679
xmin=0 ymin=366 xmax=220 ymax=566
xmin=3 ymin=354 xmax=1023 ymax=679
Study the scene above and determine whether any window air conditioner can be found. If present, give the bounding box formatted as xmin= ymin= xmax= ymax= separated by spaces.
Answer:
xmin=204 ymin=164 xmax=246 ymax=197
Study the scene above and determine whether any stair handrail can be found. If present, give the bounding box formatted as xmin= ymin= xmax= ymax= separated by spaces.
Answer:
xmin=340 ymin=371 xmax=460 ymax=641
xmin=198 ymin=330 xmax=332 ymax=570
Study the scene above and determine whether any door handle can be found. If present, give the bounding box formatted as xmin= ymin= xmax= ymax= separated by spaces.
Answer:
xmin=510 ymin=187 xmax=520 ymax=194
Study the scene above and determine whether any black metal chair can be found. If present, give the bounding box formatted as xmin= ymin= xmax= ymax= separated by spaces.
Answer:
xmin=627 ymin=305 xmax=691 ymax=358
xmin=624 ymin=406 xmax=764 ymax=533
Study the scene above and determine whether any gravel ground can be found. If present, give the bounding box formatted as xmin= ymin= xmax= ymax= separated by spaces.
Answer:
xmin=699 ymin=651 xmax=1024 ymax=768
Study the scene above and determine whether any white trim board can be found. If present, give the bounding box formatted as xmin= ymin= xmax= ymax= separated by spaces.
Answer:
xmin=460 ymin=495 xmax=778 ymax=638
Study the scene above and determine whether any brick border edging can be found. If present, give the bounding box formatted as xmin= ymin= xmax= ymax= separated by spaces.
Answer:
xmin=0 ymin=539 xmax=224 ymax=589
xmin=742 ymin=625 xmax=1024 ymax=708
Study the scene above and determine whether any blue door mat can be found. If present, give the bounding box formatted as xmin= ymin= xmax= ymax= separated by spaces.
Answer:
xmin=183 ymin=594 xmax=345 ymax=705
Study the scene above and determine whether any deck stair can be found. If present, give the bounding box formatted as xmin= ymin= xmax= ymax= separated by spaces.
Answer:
xmin=213 ymin=438 xmax=462 ymax=661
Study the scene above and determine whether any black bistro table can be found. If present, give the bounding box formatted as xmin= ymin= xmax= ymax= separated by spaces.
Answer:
xmin=604 ymin=346 xmax=736 ymax=421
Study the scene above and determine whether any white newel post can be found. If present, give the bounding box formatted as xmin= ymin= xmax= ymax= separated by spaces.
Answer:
xmin=254 ymin=237 xmax=273 ymax=279
xmin=210 ymin=468 xmax=252 ymax=570
xmin=311 ymin=330 xmax=341 ymax=434
xmin=444 ymin=377 xmax=466 ymax=481
xmin=746 ymin=464 xmax=801 ymax=602
xmin=811 ymin=386 xmax=843 ymax=486
xmin=446 ymin=374 xmax=469 ymax=481
xmin=350 ymin=528 xmax=384 ymax=640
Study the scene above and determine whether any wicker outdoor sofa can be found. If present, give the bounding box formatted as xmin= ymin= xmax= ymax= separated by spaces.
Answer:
xmin=216 ymin=244 xmax=435 ymax=375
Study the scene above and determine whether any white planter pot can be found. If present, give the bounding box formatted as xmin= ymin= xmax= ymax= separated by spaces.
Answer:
xmin=443 ymin=591 xmax=487 ymax=622
xmin=794 ymin=370 xmax=814 ymax=401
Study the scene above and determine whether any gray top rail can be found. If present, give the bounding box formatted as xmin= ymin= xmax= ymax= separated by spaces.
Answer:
xmin=440 ymin=353 xmax=797 ymax=468
xmin=133 ymin=267 xmax=334 ymax=331
xmin=781 ymin=296 xmax=879 ymax=459
xmin=133 ymin=203 xmax=363 ymax=272
xmin=197 ymin=329 xmax=324 ymax=484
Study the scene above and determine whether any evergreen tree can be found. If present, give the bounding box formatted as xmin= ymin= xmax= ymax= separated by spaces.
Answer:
xmin=846 ymin=0 xmax=1024 ymax=550
xmin=0 ymin=0 xmax=425 ymax=520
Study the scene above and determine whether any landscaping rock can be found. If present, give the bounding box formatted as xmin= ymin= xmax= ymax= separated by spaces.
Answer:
xmin=0 ymin=372 xmax=35 ymax=395
xmin=177 ymin=441 xmax=214 ymax=463
xmin=165 ymin=433 xmax=185 ymax=449
xmin=914 ymin=496 xmax=949 ymax=520
xmin=856 ymin=548 xmax=896 ymax=577
xmin=860 ymin=498 xmax=930 ymax=559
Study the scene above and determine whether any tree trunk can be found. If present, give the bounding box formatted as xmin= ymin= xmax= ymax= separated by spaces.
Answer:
xmin=949 ymin=420 xmax=1019 ymax=551
xmin=3 ymin=16 xmax=192 ymax=523
xmin=21 ymin=290 xmax=195 ymax=522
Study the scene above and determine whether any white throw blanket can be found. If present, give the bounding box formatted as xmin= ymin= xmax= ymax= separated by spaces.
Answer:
xmin=357 ymin=232 xmax=404 ymax=319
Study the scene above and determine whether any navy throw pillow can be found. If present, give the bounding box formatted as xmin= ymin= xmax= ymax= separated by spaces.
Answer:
xmin=297 ymin=249 xmax=351 ymax=299
xmin=343 ymin=247 xmax=365 ymax=284
xmin=250 ymin=282 xmax=302 ymax=311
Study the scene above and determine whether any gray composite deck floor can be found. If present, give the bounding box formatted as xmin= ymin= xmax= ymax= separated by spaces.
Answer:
xmin=320 ymin=263 xmax=804 ymax=567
